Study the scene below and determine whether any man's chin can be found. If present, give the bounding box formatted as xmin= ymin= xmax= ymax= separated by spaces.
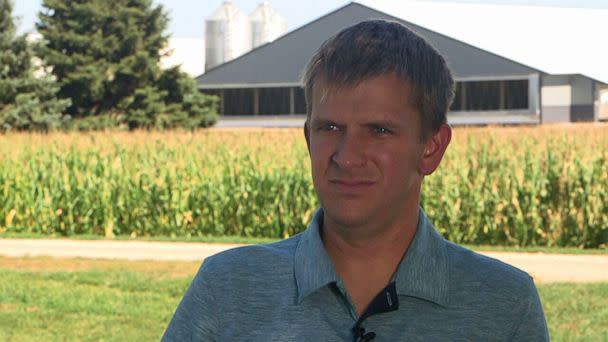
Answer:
xmin=321 ymin=207 xmax=373 ymax=231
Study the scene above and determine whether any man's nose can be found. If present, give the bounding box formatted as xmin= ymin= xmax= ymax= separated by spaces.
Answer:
xmin=331 ymin=133 xmax=366 ymax=168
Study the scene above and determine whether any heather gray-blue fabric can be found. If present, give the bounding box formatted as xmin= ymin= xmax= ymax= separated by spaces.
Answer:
xmin=162 ymin=208 xmax=549 ymax=341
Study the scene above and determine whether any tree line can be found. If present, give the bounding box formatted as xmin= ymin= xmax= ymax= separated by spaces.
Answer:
xmin=0 ymin=0 xmax=218 ymax=132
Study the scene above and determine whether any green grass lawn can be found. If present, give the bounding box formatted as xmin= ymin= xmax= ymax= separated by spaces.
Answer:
xmin=0 ymin=268 xmax=191 ymax=341
xmin=0 ymin=257 xmax=607 ymax=341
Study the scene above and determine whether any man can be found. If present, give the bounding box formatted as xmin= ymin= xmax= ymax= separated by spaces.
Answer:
xmin=163 ymin=20 xmax=549 ymax=341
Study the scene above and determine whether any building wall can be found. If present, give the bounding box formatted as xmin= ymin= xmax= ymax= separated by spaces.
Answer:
xmin=570 ymin=76 xmax=595 ymax=122
xmin=541 ymin=74 xmax=598 ymax=123
xmin=598 ymin=85 xmax=608 ymax=121
xmin=541 ymin=75 xmax=571 ymax=123
xmin=199 ymin=3 xmax=604 ymax=124
xmin=160 ymin=37 xmax=205 ymax=77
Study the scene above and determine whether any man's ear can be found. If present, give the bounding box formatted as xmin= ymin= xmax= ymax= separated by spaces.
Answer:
xmin=303 ymin=122 xmax=311 ymax=154
xmin=419 ymin=124 xmax=452 ymax=176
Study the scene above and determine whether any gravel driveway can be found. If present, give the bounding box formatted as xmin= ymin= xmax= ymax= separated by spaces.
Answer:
xmin=0 ymin=239 xmax=606 ymax=283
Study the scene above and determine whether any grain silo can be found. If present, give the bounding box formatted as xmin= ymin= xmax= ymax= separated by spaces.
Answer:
xmin=250 ymin=1 xmax=287 ymax=48
xmin=205 ymin=1 xmax=251 ymax=71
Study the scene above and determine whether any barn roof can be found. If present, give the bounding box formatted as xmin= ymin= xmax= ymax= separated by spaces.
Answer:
xmin=198 ymin=1 xmax=607 ymax=87
xmin=358 ymin=1 xmax=608 ymax=84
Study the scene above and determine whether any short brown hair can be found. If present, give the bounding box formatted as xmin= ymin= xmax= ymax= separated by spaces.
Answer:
xmin=302 ymin=20 xmax=455 ymax=141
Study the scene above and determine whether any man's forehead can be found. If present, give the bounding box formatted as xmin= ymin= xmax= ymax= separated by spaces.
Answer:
xmin=312 ymin=72 xmax=411 ymax=97
xmin=308 ymin=74 xmax=422 ymax=130
xmin=311 ymin=73 xmax=414 ymax=106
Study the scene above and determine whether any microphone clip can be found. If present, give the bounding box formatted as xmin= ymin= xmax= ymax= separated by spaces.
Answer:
xmin=353 ymin=325 xmax=376 ymax=342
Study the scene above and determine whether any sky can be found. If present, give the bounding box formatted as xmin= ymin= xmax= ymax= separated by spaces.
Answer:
xmin=11 ymin=0 xmax=608 ymax=78
xmin=12 ymin=0 xmax=608 ymax=38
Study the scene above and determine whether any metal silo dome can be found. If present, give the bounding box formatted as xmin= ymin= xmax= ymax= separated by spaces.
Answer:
xmin=205 ymin=1 xmax=252 ymax=71
xmin=250 ymin=1 xmax=287 ymax=48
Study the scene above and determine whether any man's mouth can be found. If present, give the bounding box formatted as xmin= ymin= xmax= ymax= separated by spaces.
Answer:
xmin=328 ymin=179 xmax=375 ymax=193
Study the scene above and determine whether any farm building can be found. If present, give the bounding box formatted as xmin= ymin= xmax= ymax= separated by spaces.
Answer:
xmin=197 ymin=1 xmax=608 ymax=125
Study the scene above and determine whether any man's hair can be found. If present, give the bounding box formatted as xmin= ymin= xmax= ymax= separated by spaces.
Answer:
xmin=302 ymin=20 xmax=455 ymax=141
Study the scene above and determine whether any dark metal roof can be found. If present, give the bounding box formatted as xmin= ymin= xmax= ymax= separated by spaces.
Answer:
xmin=198 ymin=2 xmax=540 ymax=88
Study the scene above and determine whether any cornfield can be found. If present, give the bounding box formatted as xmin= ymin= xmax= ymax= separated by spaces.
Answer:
xmin=1 ymin=124 xmax=606 ymax=248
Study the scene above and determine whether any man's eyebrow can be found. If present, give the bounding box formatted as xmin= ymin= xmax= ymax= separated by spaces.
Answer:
xmin=310 ymin=117 xmax=337 ymax=125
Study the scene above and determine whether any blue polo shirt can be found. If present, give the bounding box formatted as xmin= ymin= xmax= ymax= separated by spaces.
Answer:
xmin=163 ymin=208 xmax=549 ymax=341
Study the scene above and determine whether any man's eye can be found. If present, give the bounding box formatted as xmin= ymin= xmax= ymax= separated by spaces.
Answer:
xmin=373 ymin=126 xmax=391 ymax=135
xmin=321 ymin=123 xmax=339 ymax=131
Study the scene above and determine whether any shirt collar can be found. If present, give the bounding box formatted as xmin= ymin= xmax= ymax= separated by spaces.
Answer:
xmin=294 ymin=208 xmax=340 ymax=304
xmin=294 ymin=207 xmax=450 ymax=307
xmin=393 ymin=207 xmax=450 ymax=307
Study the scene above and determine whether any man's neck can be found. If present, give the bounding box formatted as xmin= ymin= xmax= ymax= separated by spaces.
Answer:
xmin=320 ymin=206 xmax=420 ymax=315
xmin=321 ymin=203 xmax=420 ymax=259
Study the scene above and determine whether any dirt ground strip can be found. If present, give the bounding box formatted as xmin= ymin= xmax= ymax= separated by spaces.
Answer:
xmin=0 ymin=239 xmax=606 ymax=283
xmin=0 ymin=256 xmax=201 ymax=278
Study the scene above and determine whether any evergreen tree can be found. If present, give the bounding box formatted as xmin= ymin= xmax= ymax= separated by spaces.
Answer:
xmin=37 ymin=0 xmax=167 ymax=117
xmin=126 ymin=85 xmax=167 ymax=129
xmin=0 ymin=0 xmax=69 ymax=132
xmin=158 ymin=67 xmax=219 ymax=129
xmin=37 ymin=0 xmax=218 ymax=129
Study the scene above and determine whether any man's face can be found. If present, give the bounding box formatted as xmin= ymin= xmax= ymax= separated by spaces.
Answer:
xmin=305 ymin=73 xmax=427 ymax=232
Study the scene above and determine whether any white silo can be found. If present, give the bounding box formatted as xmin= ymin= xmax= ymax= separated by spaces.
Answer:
xmin=205 ymin=1 xmax=252 ymax=71
xmin=250 ymin=1 xmax=287 ymax=48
